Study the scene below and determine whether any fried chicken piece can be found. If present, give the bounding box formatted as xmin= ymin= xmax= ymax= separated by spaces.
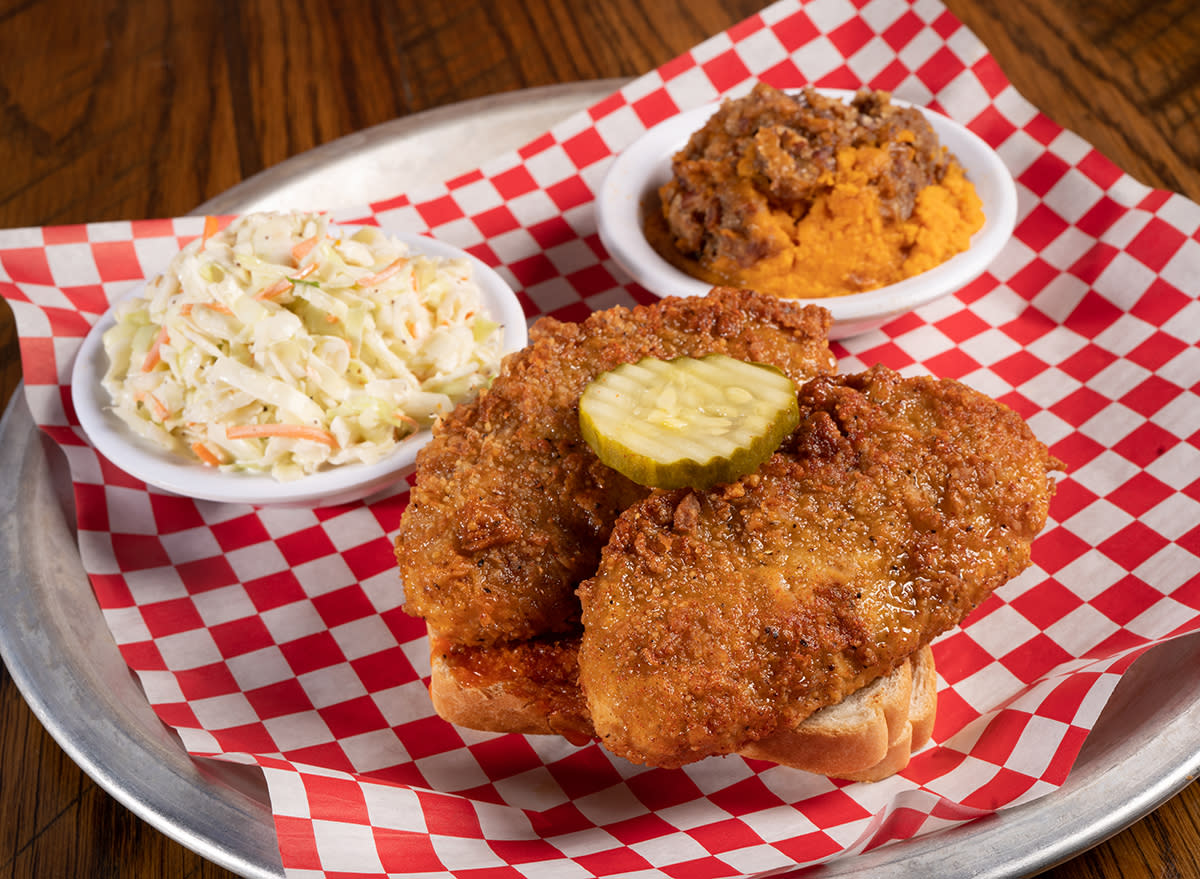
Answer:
xmin=577 ymin=365 xmax=1061 ymax=768
xmin=396 ymin=288 xmax=836 ymax=646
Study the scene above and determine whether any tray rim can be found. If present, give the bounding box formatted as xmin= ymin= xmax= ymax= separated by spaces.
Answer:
xmin=2 ymin=79 xmax=1199 ymax=879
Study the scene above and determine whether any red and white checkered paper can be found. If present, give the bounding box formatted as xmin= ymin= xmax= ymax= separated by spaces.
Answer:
xmin=4 ymin=0 xmax=1200 ymax=875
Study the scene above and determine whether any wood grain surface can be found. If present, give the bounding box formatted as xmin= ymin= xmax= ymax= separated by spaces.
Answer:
xmin=2 ymin=0 xmax=1199 ymax=876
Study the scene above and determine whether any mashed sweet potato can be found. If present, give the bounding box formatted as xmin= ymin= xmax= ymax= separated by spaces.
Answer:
xmin=648 ymin=84 xmax=984 ymax=299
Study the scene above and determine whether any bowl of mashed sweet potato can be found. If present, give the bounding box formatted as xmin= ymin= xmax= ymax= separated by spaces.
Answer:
xmin=597 ymin=84 xmax=1016 ymax=339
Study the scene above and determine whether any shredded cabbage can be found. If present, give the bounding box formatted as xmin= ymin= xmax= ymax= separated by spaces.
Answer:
xmin=101 ymin=211 xmax=505 ymax=482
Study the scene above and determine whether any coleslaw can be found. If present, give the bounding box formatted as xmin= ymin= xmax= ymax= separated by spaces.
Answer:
xmin=101 ymin=211 xmax=505 ymax=482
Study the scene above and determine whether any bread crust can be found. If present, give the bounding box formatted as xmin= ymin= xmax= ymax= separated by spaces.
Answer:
xmin=742 ymin=645 xmax=936 ymax=782
xmin=428 ymin=632 xmax=935 ymax=780
xmin=428 ymin=633 xmax=593 ymax=743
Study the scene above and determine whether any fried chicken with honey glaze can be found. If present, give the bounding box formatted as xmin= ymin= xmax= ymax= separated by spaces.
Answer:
xmin=396 ymin=288 xmax=835 ymax=646
xmin=578 ymin=365 xmax=1060 ymax=768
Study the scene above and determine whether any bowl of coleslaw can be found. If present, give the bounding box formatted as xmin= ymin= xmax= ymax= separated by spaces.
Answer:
xmin=72 ymin=211 xmax=528 ymax=507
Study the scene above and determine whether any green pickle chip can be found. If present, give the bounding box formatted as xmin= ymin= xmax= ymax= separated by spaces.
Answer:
xmin=578 ymin=353 xmax=800 ymax=490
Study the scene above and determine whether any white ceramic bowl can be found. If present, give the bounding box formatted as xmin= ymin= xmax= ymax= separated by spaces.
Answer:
xmin=71 ymin=231 xmax=528 ymax=507
xmin=596 ymin=89 xmax=1017 ymax=339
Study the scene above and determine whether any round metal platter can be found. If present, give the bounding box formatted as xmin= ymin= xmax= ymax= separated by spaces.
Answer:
xmin=2 ymin=80 xmax=1199 ymax=879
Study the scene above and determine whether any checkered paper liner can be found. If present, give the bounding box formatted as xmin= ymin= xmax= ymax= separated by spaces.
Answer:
xmin=4 ymin=0 xmax=1200 ymax=875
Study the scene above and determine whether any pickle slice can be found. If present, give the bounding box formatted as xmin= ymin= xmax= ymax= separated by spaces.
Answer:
xmin=578 ymin=353 xmax=800 ymax=490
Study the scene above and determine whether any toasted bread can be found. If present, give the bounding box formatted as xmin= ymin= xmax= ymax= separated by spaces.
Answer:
xmin=427 ymin=633 xmax=935 ymax=780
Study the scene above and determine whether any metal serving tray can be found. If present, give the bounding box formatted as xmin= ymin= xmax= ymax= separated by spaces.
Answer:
xmin=2 ymin=80 xmax=1198 ymax=879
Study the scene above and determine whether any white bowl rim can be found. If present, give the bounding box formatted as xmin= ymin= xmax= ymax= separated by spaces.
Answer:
xmin=596 ymin=87 xmax=1017 ymax=329
xmin=70 ymin=228 xmax=528 ymax=507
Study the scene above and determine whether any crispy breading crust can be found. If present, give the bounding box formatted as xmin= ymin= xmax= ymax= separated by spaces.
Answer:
xmin=396 ymin=288 xmax=835 ymax=645
xmin=429 ymin=631 xmax=936 ymax=781
xmin=578 ymin=366 xmax=1060 ymax=768
xmin=395 ymin=294 xmax=1058 ymax=778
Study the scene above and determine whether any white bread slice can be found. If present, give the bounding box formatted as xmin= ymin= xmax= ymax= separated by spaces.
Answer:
xmin=427 ymin=634 xmax=594 ymax=743
xmin=428 ymin=634 xmax=936 ymax=780
xmin=740 ymin=644 xmax=936 ymax=781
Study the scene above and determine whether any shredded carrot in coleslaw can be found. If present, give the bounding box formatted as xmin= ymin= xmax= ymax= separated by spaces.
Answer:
xmin=226 ymin=423 xmax=338 ymax=446
xmin=202 ymin=214 xmax=222 ymax=243
xmin=100 ymin=210 xmax=505 ymax=482
xmin=191 ymin=441 xmax=223 ymax=467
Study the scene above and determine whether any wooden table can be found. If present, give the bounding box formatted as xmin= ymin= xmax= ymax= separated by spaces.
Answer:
xmin=2 ymin=0 xmax=1199 ymax=876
